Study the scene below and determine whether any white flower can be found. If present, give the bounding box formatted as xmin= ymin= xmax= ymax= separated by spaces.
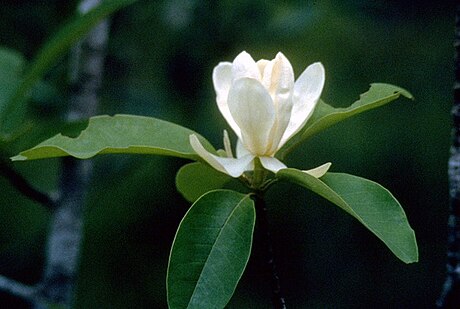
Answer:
xmin=190 ymin=51 xmax=330 ymax=178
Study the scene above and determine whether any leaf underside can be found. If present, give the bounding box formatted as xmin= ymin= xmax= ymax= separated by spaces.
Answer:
xmin=11 ymin=114 xmax=215 ymax=161
xmin=278 ymin=83 xmax=413 ymax=158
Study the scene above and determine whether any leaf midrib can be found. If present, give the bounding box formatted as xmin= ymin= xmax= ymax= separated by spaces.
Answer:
xmin=187 ymin=194 xmax=252 ymax=308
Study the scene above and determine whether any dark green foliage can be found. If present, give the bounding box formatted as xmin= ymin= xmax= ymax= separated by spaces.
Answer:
xmin=0 ymin=0 xmax=454 ymax=308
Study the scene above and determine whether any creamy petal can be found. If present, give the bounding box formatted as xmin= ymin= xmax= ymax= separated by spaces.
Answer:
xmin=303 ymin=162 xmax=331 ymax=178
xmin=232 ymin=51 xmax=260 ymax=81
xmin=259 ymin=156 xmax=287 ymax=173
xmin=257 ymin=59 xmax=270 ymax=77
xmin=228 ymin=78 xmax=275 ymax=155
xmin=235 ymin=139 xmax=255 ymax=171
xmin=223 ymin=129 xmax=233 ymax=158
xmin=263 ymin=52 xmax=294 ymax=97
xmin=279 ymin=62 xmax=325 ymax=148
xmin=213 ymin=62 xmax=241 ymax=137
xmin=236 ymin=139 xmax=250 ymax=158
xmin=264 ymin=52 xmax=295 ymax=153
xmin=190 ymin=134 xmax=254 ymax=177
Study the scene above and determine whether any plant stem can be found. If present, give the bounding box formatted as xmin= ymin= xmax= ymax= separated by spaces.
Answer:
xmin=437 ymin=3 xmax=460 ymax=308
xmin=253 ymin=193 xmax=287 ymax=309
xmin=38 ymin=0 xmax=109 ymax=306
xmin=0 ymin=1 xmax=109 ymax=307
xmin=252 ymin=158 xmax=268 ymax=190
xmin=0 ymin=275 xmax=37 ymax=302
xmin=0 ymin=158 xmax=55 ymax=209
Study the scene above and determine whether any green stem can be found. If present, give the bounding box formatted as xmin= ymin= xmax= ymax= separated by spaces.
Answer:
xmin=252 ymin=158 xmax=268 ymax=190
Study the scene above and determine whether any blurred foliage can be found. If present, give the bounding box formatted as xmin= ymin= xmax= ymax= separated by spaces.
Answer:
xmin=0 ymin=0 xmax=455 ymax=308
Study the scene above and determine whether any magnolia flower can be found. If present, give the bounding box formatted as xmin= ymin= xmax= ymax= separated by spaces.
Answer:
xmin=190 ymin=51 xmax=331 ymax=178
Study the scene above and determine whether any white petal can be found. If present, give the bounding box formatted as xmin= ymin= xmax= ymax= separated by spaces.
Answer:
xmin=190 ymin=134 xmax=254 ymax=177
xmin=223 ymin=130 xmax=233 ymax=158
xmin=263 ymin=52 xmax=295 ymax=153
xmin=303 ymin=162 xmax=331 ymax=178
xmin=232 ymin=51 xmax=260 ymax=81
xmin=228 ymin=78 xmax=275 ymax=155
xmin=259 ymin=157 xmax=287 ymax=173
xmin=263 ymin=52 xmax=294 ymax=97
xmin=279 ymin=62 xmax=325 ymax=148
xmin=256 ymin=59 xmax=270 ymax=76
xmin=236 ymin=139 xmax=250 ymax=158
xmin=213 ymin=62 xmax=241 ymax=137
xmin=236 ymin=140 xmax=255 ymax=171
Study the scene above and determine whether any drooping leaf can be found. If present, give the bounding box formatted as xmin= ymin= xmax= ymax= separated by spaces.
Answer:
xmin=277 ymin=83 xmax=413 ymax=158
xmin=277 ymin=169 xmax=418 ymax=264
xmin=11 ymin=114 xmax=215 ymax=161
xmin=167 ymin=189 xmax=255 ymax=309
xmin=0 ymin=0 xmax=138 ymax=133
xmin=176 ymin=162 xmax=233 ymax=203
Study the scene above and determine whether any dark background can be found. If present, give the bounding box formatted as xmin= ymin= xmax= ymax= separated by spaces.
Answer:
xmin=0 ymin=0 xmax=455 ymax=307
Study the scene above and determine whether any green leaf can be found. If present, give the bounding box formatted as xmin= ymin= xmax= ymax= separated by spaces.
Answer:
xmin=0 ymin=48 xmax=25 ymax=116
xmin=11 ymin=114 xmax=215 ymax=161
xmin=0 ymin=0 xmax=138 ymax=133
xmin=1 ymin=119 xmax=88 ymax=156
xmin=277 ymin=83 xmax=413 ymax=158
xmin=167 ymin=190 xmax=255 ymax=309
xmin=0 ymin=48 xmax=25 ymax=78
xmin=277 ymin=169 xmax=418 ymax=264
xmin=176 ymin=162 xmax=233 ymax=203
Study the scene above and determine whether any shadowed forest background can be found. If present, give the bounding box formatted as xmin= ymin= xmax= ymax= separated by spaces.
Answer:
xmin=0 ymin=0 xmax=455 ymax=307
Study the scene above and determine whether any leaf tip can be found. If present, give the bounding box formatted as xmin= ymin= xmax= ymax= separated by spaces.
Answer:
xmin=10 ymin=154 xmax=27 ymax=161
xmin=399 ymin=88 xmax=414 ymax=101
xmin=370 ymin=83 xmax=414 ymax=100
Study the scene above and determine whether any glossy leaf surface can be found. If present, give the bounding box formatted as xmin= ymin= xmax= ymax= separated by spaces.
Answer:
xmin=277 ymin=169 xmax=418 ymax=263
xmin=176 ymin=162 xmax=233 ymax=203
xmin=167 ymin=190 xmax=255 ymax=309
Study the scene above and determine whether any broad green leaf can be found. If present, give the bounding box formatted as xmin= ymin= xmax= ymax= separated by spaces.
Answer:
xmin=11 ymin=114 xmax=215 ymax=161
xmin=277 ymin=83 xmax=413 ymax=158
xmin=277 ymin=169 xmax=418 ymax=263
xmin=0 ymin=0 xmax=138 ymax=133
xmin=176 ymin=162 xmax=233 ymax=203
xmin=167 ymin=190 xmax=255 ymax=309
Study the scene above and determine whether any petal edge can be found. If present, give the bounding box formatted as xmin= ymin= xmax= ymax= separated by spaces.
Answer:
xmin=303 ymin=162 xmax=331 ymax=178
xmin=190 ymin=134 xmax=254 ymax=177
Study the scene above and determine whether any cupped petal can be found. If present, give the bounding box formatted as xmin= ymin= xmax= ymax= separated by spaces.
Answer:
xmin=279 ymin=62 xmax=325 ymax=148
xmin=213 ymin=62 xmax=241 ymax=137
xmin=263 ymin=52 xmax=295 ymax=153
xmin=232 ymin=51 xmax=260 ymax=81
xmin=256 ymin=59 xmax=270 ymax=76
xmin=259 ymin=156 xmax=287 ymax=173
xmin=190 ymin=134 xmax=255 ymax=177
xmin=228 ymin=78 xmax=275 ymax=155
xmin=262 ymin=52 xmax=295 ymax=97
xmin=236 ymin=138 xmax=250 ymax=158
xmin=303 ymin=162 xmax=331 ymax=178
xmin=223 ymin=130 xmax=233 ymax=158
